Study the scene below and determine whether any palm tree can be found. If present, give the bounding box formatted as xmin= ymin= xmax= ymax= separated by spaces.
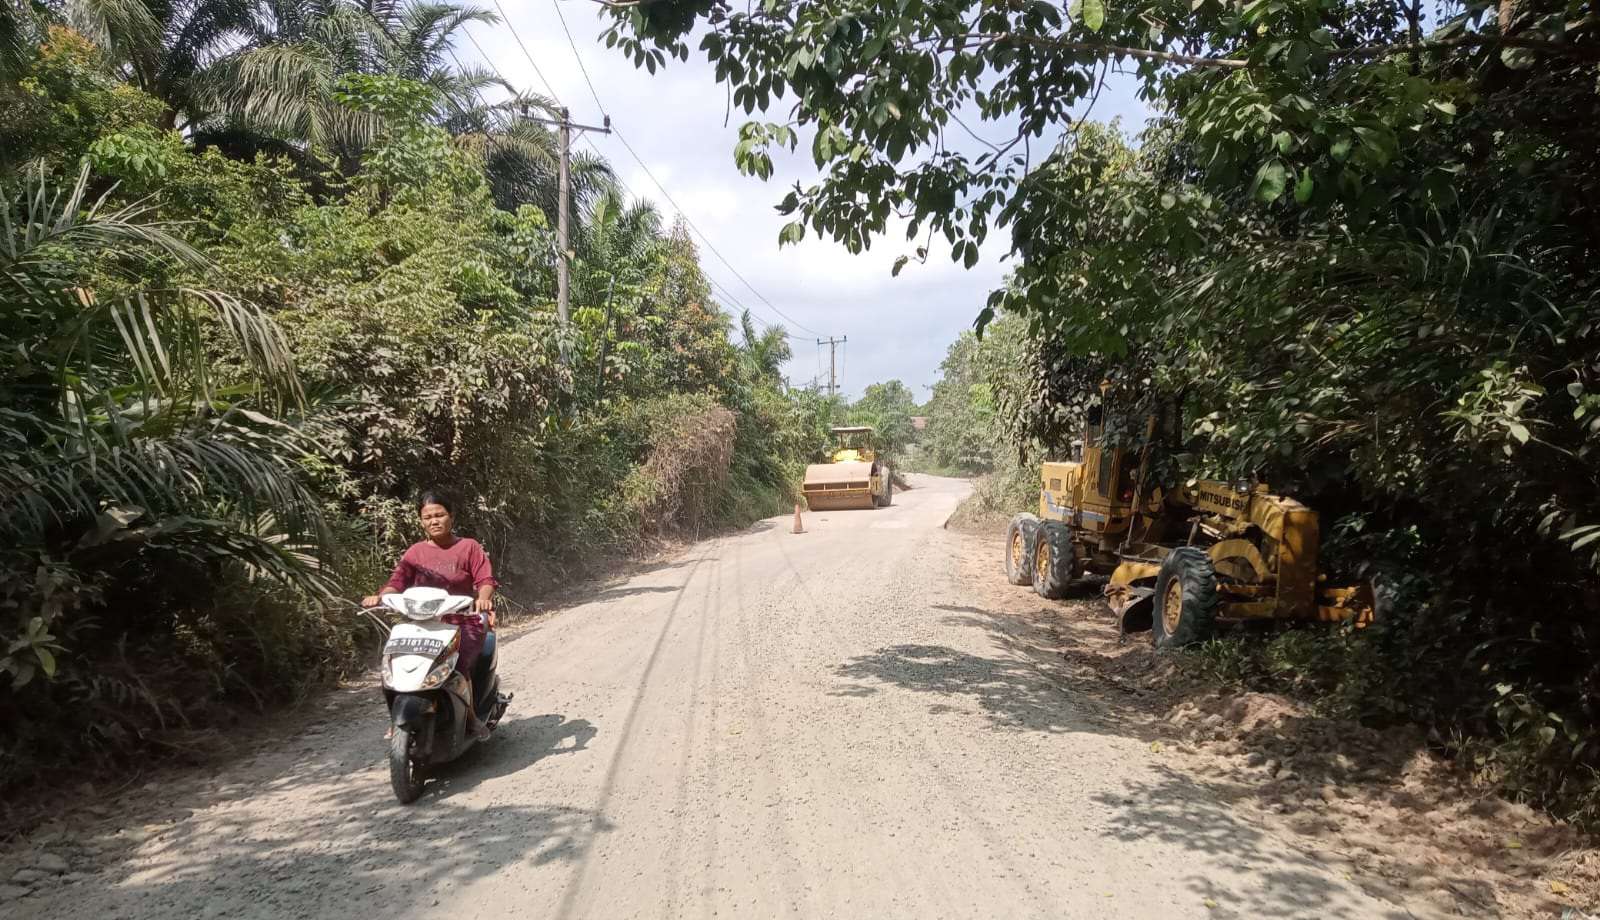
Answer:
xmin=577 ymin=188 xmax=661 ymax=299
xmin=64 ymin=0 xmax=259 ymax=129
xmin=739 ymin=310 xmax=791 ymax=383
xmin=58 ymin=0 xmax=492 ymax=150
xmin=1 ymin=0 xmax=36 ymax=80
xmin=202 ymin=0 xmax=395 ymax=152
xmin=0 ymin=164 xmax=329 ymax=682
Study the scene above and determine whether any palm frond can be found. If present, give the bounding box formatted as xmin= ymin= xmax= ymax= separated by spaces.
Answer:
xmin=204 ymin=41 xmax=382 ymax=150
xmin=0 ymin=0 xmax=34 ymax=81
xmin=2 ymin=164 xmax=206 ymax=307
xmin=389 ymin=1 xmax=496 ymax=76
xmin=428 ymin=61 xmax=509 ymax=120
xmin=5 ymin=165 xmax=303 ymax=409
xmin=66 ymin=0 xmax=165 ymax=70
xmin=0 ymin=407 xmax=325 ymax=544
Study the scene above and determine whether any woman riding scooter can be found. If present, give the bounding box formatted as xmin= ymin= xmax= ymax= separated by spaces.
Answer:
xmin=363 ymin=491 xmax=498 ymax=740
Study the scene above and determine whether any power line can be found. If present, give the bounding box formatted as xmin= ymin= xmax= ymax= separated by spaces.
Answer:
xmin=550 ymin=0 xmax=607 ymax=117
xmin=526 ymin=1 xmax=826 ymax=338
xmin=486 ymin=0 xmax=562 ymax=104
xmin=607 ymin=127 xmax=825 ymax=337
xmin=459 ymin=12 xmax=826 ymax=341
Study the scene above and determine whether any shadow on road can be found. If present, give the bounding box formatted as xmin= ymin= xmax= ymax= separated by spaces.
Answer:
xmin=424 ymin=713 xmax=599 ymax=801
xmin=828 ymin=593 xmax=1521 ymax=918
xmin=833 ymin=642 xmax=1089 ymax=733
xmin=60 ymin=713 xmax=610 ymax=920
xmin=1092 ymin=768 xmax=1428 ymax=920
xmin=583 ymin=585 xmax=682 ymax=602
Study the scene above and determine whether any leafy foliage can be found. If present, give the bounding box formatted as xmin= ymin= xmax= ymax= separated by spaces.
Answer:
xmin=603 ymin=0 xmax=1600 ymax=824
xmin=922 ymin=316 xmax=1032 ymax=474
xmin=845 ymin=378 xmax=918 ymax=461
xmin=0 ymin=15 xmax=827 ymax=791
xmin=0 ymin=159 xmax=330 ymax=727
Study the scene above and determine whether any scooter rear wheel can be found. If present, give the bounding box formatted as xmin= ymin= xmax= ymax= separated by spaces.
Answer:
xmin=390 ymin=728 xmax=426 ymax=803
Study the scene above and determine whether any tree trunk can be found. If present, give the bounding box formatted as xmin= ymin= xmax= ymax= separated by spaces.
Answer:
xmin=1499 ymin=0 xmax=1519 ymax=33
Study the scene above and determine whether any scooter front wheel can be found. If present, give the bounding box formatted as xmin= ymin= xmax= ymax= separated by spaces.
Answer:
xmin=390 ymin=728 xmax=426 ymax=803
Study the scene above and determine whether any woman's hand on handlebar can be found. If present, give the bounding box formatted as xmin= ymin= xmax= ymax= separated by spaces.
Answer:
xmin=361 ymin=595 xmax=381 ymax=608
xmin=475 ymin=596 xmax=496 ymax=628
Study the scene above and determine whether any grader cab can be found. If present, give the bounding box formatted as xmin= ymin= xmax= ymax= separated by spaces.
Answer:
xmin=1004 ymin=393 xmax=1372 ymax=647
xmin=801 ymin=426 xmax=894 ymax=511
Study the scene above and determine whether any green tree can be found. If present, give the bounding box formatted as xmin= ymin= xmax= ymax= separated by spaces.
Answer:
xmin=923 ymin=332 xmax=997 ymax=473
xmin=62 ymin=0 xmax=257 ymax=130
xmin=738 ymin=309 xmax=791 ymax=382
xmin=0 ymin=164 xmax=328 ymax=685
xmin=604 ymin=0 xmax=1594 ymax=306
xmin=848 ymin=378 xmax=917 ymax=460
xmin=0 ymin=24 xmax=167 ymax=172
xmin=603 ymin=0 xmax=1600 ymax=823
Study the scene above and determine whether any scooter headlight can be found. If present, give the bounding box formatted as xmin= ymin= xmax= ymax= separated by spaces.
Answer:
xmin=420 ymin=652 xmax=458 ymax=690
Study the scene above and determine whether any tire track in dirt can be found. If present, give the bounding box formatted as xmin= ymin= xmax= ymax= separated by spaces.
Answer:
xmin=551 ymin=540 xmax=720 ymax=920
xmin=657 ymin=544 xmax=718 ymax=918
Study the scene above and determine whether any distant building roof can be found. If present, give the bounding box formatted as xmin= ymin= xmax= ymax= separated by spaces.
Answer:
xmin=910 ymin=416 xmax=929 ymax=430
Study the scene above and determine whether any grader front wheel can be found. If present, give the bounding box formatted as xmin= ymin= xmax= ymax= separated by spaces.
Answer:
xmin=1152 ymin=546 xmax=1219 ymax=649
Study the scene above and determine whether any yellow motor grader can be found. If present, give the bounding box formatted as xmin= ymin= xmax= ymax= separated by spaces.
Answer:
xmin=1004 ymin=397 xmax=1371 ymax=647
xmin=802 ymin=426 xmax=893 ymax=511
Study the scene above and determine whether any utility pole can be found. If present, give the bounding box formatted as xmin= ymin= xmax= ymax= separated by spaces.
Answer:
xmin=817 ymin=336 xmax=846 ymax=398
xmin=518 ymin=104 xmax=611 ymax=360
xmin=557 ymin=108 xmax=571 ymax=333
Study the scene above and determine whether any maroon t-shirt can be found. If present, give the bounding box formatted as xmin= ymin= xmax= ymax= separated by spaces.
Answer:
xmin=384 ymin=537 xmax=498 ymax=670
xmin=383 ymin=537 xmax=498 ymax=597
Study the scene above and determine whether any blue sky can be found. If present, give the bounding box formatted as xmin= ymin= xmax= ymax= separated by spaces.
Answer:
xmin=463 ymin=1 xmax=1154 ymax=400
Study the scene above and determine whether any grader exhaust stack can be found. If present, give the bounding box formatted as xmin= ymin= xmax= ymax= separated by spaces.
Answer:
xmin=802 ymin=426 xmax=893 ymax=511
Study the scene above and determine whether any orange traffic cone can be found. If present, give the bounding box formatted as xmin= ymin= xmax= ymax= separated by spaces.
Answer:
xmin=792 ymin=502 xmax=806 ymax=534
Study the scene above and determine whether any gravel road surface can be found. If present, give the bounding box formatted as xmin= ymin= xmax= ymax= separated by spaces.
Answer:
xmin=12 ymin=475 xmax=1421 ymax=919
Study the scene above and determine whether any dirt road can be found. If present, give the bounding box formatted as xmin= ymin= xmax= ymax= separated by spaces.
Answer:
xmin=12 ymin=475 xmax=1436 ymax=919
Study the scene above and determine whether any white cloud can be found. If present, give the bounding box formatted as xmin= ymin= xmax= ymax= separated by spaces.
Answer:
xmin=465 ymin=0 xmax=1152 ymax=398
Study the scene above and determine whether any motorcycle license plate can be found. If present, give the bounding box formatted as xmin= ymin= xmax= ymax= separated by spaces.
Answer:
xmin=385 ymin=636 xmax=447 ymax=656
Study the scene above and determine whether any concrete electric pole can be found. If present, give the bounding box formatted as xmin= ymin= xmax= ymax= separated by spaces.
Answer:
xmin=817 ymin=336 xmax=846 ymax=398
xmin=518 ymin=104 xmax=611 ymax=360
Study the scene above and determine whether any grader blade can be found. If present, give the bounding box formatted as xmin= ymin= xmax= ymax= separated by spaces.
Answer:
xmin=1105 ymin=583 xmax=1155 ymax=640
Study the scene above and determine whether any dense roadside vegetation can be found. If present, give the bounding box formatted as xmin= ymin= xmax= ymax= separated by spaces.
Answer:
xmin=0 ymin=1 xmax=838 ymax=794
xmin=611 ymin=0 xmax=1600 ymax=825
xmin=918 ymin=318 xmax=1040 ymax=517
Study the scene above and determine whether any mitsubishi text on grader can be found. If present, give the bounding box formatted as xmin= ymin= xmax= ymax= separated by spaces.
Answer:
xmin=802 ymin=426 xmax=893 ymax=511
xmin=1004 ymin=396 xmax=1371 ymax=647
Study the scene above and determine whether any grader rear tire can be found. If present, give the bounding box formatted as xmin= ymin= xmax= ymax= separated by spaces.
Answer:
xmin=1004 ymin=513 xmax=1041 ymax=586
xmin=1152 ymin=546 xmax=1219 ymax=649
xmin=1032 ymin=522 xmax=1078 ymax=600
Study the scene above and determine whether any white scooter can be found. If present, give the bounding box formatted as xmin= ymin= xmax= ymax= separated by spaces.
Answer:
xmin=374 ymin=587 xmax=511 ymax=803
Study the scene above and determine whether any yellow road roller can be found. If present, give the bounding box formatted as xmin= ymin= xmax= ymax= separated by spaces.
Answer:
xmin=802 ymin=426 xmax=893 ymax=511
